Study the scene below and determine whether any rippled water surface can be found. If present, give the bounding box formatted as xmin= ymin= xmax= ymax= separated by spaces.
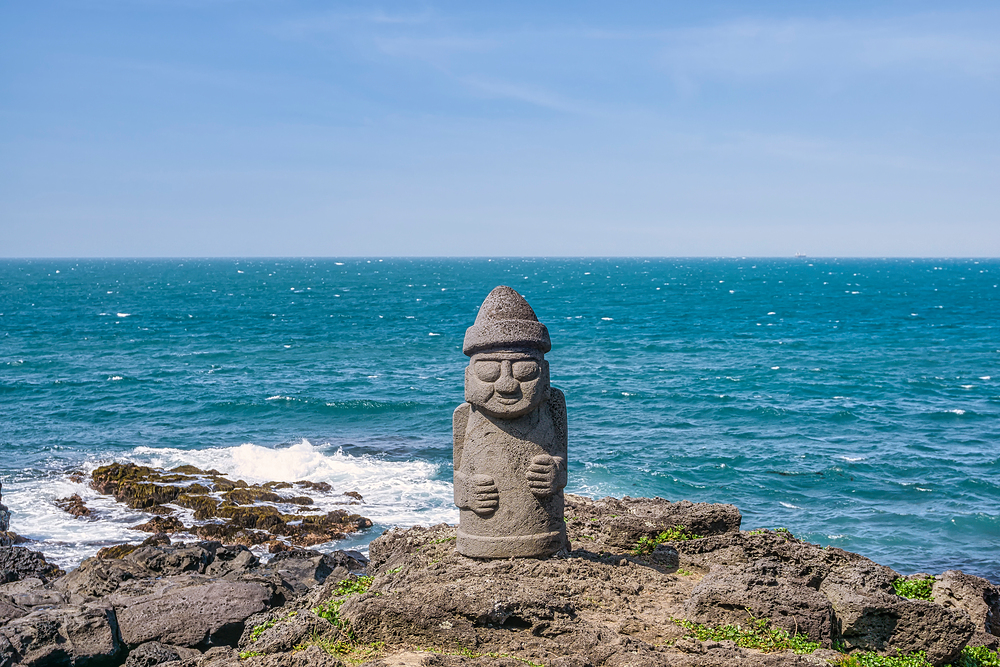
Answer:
xmin=1 ymin=258 xmax=997 ymax=580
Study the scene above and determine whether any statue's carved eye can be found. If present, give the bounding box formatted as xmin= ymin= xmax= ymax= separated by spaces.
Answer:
xmin=512 ymin=360 xmax=539 ymax=381
xmin=474 ymin=360 xmax=501 ymax=382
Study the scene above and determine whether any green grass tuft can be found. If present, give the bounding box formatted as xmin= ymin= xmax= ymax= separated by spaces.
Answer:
xmin=312 ymin=575 xmax=374 ymax=638
xmin=833 ymin=645 xmax=1000 ymax=667
xmin=891 ymin=576 xmax=934 ymax=601
xmin=631 ymin=525 xmax=702 ymax=555
xmin=672 ymin=609 xmax=819 ymax=654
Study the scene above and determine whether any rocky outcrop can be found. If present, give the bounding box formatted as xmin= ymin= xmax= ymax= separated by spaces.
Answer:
xmin=86 ymin=464 xmax=373 ymax=549
xmin=0 ymin=483 xmax=9 ymax=533
xmin=0 ymin=547 xmax=64 ymax=585
xmin=1 ymin=495 xmax=998 ymax=667
xmin=674 ymin=532 xmax=977 ymax=665
xmin=565 ymin=494 xmax=742 ymax=547
xmin=933 ymin=570 xmax=1000 ymax=650
xmin=55 ymin=495 xmax=91 ymax=518
xmin=1 ymin=537 xmax=368 ymax=666
xmin=1 ymin=602 xmax=122 ymax=666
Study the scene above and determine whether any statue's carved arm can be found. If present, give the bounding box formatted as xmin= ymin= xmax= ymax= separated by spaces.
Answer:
xmin=453 ymin=403 xmax=499 ymax=516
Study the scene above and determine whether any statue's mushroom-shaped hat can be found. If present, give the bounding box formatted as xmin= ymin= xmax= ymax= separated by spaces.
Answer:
xmin=464 ymin=286 xmax=551 ymax=356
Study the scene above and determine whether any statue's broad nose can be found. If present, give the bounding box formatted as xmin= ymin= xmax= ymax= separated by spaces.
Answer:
xmin=494 ymin=361 xmax=519 ymax=394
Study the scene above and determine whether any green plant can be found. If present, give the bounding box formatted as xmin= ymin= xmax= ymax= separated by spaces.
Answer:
xmin=249 ymin=618 xmax=277 ymax=642
xmin=746 ymin=529 xmax=766 ymax=535
xmin=953 ymin=645 xmax=1000 ymax=667
xmin=312 ymin=575 xmax=374 ymax=636
xmin=834 ymin=650 xmax=931 ymax=666
xmin=238 ymin=650 xmax=263 ymax=659
xmin=294 ymin=632 xmax=386 ymax=663
xmin=631 ymin=525 xmax=703 ymax=556
xmin=832 ymin=645 xmax=1000 ymax=667
xmin=387 ymin=566 xmax=403 ymax=574
xmin=430 ymin=535 xmax=456 ymax=544
xmin=414 ymin=645 xmax=544 ymax=667
xmin=676 ymin=568 xmax=693 ymax=576
xmin=672 ymin=609 xmax=819 ymax=654
xmin=891 ymin=577 xmax=934 ymax=601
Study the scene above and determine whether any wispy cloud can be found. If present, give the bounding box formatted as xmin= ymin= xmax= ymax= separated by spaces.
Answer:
xmin=654 ymin=15 xmax=1000 ymax=87
xmin=459 ymin=77 xmax=594 ymax=115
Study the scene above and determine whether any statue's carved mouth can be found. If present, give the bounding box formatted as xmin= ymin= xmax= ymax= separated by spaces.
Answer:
xmin=495 ymin=396 xmax=520 ymax=404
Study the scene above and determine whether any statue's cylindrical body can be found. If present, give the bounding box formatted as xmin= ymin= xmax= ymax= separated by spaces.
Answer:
xmin=453 ymin=286 xmax=568 ymax=559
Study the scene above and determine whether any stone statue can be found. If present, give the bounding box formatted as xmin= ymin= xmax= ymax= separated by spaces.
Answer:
xmin=453 ymin=286 xmax=568 ymax=558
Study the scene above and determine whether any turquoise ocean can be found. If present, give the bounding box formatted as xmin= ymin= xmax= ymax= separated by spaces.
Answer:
xmin=1 ymin=258 xmax=997 ymax=582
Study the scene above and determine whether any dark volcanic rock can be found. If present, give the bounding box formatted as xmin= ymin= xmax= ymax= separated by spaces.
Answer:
xmin=86 ymin=462 xmax=373 ymax=551
xmin=564 ymin=494 xmax=742 ymax=549
xmin=674 ymin=530 xmax=975 ymax=666
xmin=55 ymin=494 xmax=91 ymax=518
xmin=112 ymin=576 xmax=273 ymax=648
xmin=0 ymin=547 xmax=65 ymax=584
xmin=132 ymin=516 xmax=185 ymax=533
xmin=0 ymin=602 xmax=122 ymax=666
xmin=0 ymin=482 xmax=9 ymax=533
xmin=123 ymin=641 xmax=180 ymax=667
xmin=933 ymin=570 xmax=1000 ymax=638
xmin=263 ymin=549 xmax=367 ymax=597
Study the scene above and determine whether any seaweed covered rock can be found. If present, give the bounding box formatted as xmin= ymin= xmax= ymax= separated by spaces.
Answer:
xmin=55 ymin=494 xmax=91 ymax=518
xmin=84 ymin=463 xmax=373 ymax=551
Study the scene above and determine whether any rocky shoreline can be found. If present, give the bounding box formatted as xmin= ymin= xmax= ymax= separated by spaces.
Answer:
xmin=2 ymin=485 xmax=999 ymax=666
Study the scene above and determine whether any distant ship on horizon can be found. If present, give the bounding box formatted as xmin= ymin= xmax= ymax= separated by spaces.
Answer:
xmin=794 ymin=252 xmax=807 ymax=258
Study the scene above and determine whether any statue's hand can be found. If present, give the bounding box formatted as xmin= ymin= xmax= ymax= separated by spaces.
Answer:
xmin=527 ymin=454 xmax=563 ymax=497
xmin=469 ymin=474 xmax=499 ymax=516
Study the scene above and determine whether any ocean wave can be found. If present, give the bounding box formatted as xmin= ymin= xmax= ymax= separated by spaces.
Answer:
xmin=5 ymin=440 xmax=457 ymax=570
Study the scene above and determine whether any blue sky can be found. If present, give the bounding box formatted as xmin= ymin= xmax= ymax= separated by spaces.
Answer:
xmin=1 ymin=1 xmax=998 ymax=257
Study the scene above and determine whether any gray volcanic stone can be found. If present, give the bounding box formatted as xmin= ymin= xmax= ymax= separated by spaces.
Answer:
xmin=124 ymin=641 xmax=180 ymax=667
xmin=454 ymin=286 xmax=568 ymax=558
xmin=0 ymin=482 xmax=9 ymax=532
xmin=262 ymin=549 xmax=367 ymax=597
xmin=674 ymin=531 xmax=974 ymax=666
xmin=0 ymin=602 xmax=122 ymax=666
xmin=0 ymin=547 xmax=64 ymax=584
xmin=932 ymin=569 xmax=1000 ymax=638
xmin=564 ymin=494 xmax=741 ymax=548
xmin=111 ymin=575 xmax=273 ymax=648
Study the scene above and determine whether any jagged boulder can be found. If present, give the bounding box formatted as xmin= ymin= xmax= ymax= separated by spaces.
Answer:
xmin=0 ymin=547 xmax=64 ymax=584
xmin=0 ymin=483 xmax=9 ymax=533
xmin=111 ymin=575 xmax=274 ymax=649
xmin=262 ymin=549 xmax=367 ymax=597
xmin=0 ymin=602 xmax=122 ymax=666
xmin=564 ymin=494 xmax=742 ymax=549
xmin=674 ymin=530 xmax=975 ymax=666
xmin=122 ymin=641 xmax=180 ymax=667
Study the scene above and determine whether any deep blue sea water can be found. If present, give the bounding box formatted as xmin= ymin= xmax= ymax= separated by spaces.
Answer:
xmin=1 ymin=258 xmax=998 ymax=581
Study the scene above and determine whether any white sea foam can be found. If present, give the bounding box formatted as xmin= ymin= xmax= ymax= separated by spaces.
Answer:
xmin=108 ymin=376 xmax=123 ymax=381
xmin=117 ymin=313 xmax=130 ymax=318
xmin=946 ymin=409 xmax=966 ymax=415
xmin=779 ymin=502 xmax=801 ymax=509
xmin=126 ymin=441 xmax=456 ymax=528
xmin=5 ymin=440 xmax=456 ymax=570
xmin=837 ymin=456 xmax=866 ymax=462
xmin=981 ymin=376 xmax=992 ymax=380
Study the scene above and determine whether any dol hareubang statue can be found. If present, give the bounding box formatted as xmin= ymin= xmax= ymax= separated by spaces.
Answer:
xmin=453 ymin=286 xmax=568 ymax=558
